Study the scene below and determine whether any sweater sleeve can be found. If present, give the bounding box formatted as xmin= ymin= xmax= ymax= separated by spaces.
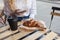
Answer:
xmin=29 ymin=0 xmax=37 ymax=19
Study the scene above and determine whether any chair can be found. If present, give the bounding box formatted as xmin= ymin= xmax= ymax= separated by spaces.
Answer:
xmin=49 ymin=7 xmax=60 ymax=29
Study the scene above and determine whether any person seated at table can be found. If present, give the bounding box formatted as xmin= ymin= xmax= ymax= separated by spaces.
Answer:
xmin=3 ymin=0 xmax=46 ymax=31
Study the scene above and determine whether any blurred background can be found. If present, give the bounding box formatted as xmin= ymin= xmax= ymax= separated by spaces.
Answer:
xmin=0 ymin=0 xmax=60 ymax=34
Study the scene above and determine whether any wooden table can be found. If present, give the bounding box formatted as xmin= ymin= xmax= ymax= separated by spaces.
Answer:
xmin=0 ymin=22 xmax=60 ymax=40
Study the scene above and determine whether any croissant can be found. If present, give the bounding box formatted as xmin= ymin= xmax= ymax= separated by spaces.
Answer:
xmin=23 ymin=19 xmax=46 ymax=31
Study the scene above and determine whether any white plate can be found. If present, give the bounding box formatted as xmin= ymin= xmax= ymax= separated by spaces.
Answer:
xmin=19 ymin=25 xmax=39 ymax=30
